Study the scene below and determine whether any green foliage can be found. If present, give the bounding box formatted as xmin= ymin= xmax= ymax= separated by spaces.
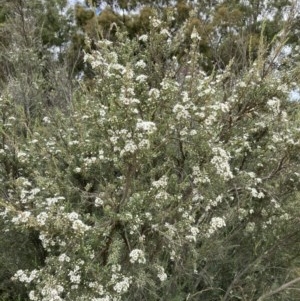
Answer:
xmin=0 ymin=1 xmax=300 ymax=301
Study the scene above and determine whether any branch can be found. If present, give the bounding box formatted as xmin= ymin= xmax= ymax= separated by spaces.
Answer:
xmin=257 ymin=277 xmax=300 ymax=301
xmin=221 ymin=231 xmax=300 ymax=301
xmin=262 ymin=155 xmax=288 ymax=181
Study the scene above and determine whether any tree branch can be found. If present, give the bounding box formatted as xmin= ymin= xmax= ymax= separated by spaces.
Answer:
xmin=257 ymin=277 xmax=300 ymax=301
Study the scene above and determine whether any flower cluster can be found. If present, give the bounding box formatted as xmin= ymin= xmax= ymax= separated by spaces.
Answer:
xmin=129 ymin=249 xmax=146 ymax=264
xmin=206 ymin=217 xmax=226 ymax=237
xmin=210 ymin=147 xmax=233 ymax=180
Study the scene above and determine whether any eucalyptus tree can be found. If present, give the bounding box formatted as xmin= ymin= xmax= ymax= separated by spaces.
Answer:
xmin=75 ymin=0 xmax=299 ymax=74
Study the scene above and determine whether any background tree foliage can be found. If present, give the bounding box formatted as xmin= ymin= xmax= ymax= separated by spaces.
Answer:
xmin=0 ymin=0 xmax=300 ymax=300
xmin=74 ymin=0 xmax=299 ymax=73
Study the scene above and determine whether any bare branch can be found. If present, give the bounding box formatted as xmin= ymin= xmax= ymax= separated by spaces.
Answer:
xmin=257 ymin=277 xmax=300 ymax=301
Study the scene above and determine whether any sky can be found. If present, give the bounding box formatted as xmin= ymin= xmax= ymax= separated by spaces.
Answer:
xmin=67 ymin=0 xmax=84 ymax=7
xmin=69 ymin=0 xmax=84 ymax=4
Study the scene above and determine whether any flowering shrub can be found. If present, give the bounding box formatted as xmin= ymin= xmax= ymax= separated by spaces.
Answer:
xmin=1 ymin=12 xmax=300 ymax=301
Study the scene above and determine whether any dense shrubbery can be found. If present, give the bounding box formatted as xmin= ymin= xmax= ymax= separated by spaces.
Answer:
xmin=1 ymin=1 xmax=300 ymax=300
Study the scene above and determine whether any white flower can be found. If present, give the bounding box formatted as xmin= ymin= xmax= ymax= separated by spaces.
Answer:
xmin=245 ymin=222 xmax=255 ymax=233
xmin=13 ymin=270 xmax=29 ymax=282
xmin=84 ymin=156 xmax=97 ymax=166
xmin=151 ymin=18 xmax=161 ymax=28
xmin=17 ymin=151 xmax=27 ymax=158
xmin=30 ymin=188 xmax=40 ymax=196
xmin=249 ymin=188 xmax=264 ymax=198
xmin=46 ymin=196 xmax=65 ymax=206
xmin=113 ymin=277 xmax=131 ymax=294
xmin=257 ymin=191 xmax=265 ymax=198
xmin=211 ymin=217 xmax=226 ymax=229
xmin=190 ymin=226 xmax=199 ymax=236
xmin=149 ymin=88 xmax=160 ymax=98
xmin=190 ymin=129 xmax=197 ymax=136
xmin=135 ymin=60 xmax=146 ymax=68
xmin=136 ymin=74 xmax=148 ymax=83
xmin=13 ymin=269 xmax=39 ymax=283
xmin=12 ymin=211 xmax=31 ymax=225
xmin=68 ymin=140 xmax=79 ymax=146
xmin=145 ymin=212 xmax=152 ymax=220
xmin=72 ymin=219 xmax=91 ymax=234
xmin=186 ymin=226 xmax=199 ymax=242
xmin=111 ymin=264 xmax=121 ymax=273
xmin=152 ymin=175 xmax=168 ymax=188
xmin=136 ymin=120 xmax=157 ymax=134
xmin=68 ymin=268 xmax=81 ymax=284
xmin=238 ymin=81 xmax=247 ymax=88
xmin=138 ymin=139 xmax=150 ymax=149
xmin=191 ymin=27 xmax=201 ymax=40
xmin=211 ymin=147 xmax=233 ymax=180
xmin=36 ymin=212 xmax=48 ymax=226
xmin=156 ymin=266 xmax=167 ymax=282
xmin=40 ymin=284 xmax=64 ymax=300
xmin=68 ymin=212 xmax=79 ymax=221
xmin=129 ymin=249 xmax=146 ymax=264
xmin=267 ymin=97 xmax=280 ymax=115
xmin=206 ymin=217 xmax=226 ymax=237
xmin=56 ymin=285 xmax=64 ymax=293
xmin=74 ymin=167 xmax=81 ymax=173
xmin=173 ymin=104 xmax=190 ymax=120
xmin=119 ymin=94 xmax=140 ymax=106
xmin=111 ymin=63 xmax=125 ymax=73
xmin=160 ymin=28 xmax=171 ymax=37
xmin=95 ymin=197 xmax=104 ymax=207
xmin=138 ymin=34 xmax=148 ymax=42
xmin=29 ymin=290 xmax=38 ymax=301
xmin=42 ymin=116 xmax=51 ymax=124
xmin=271 ymin=198 xmax=281 ymax=209
xmin=58 ymin=253 xmax=70 ymax=262
xmin=121 ymin=140 xmax=137 ymax=156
